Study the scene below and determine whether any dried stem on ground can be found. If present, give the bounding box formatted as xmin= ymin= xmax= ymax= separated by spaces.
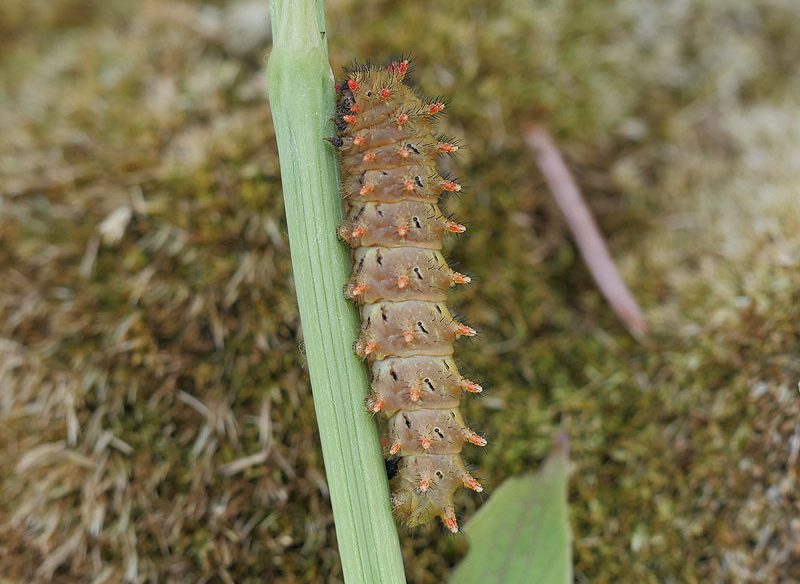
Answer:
xmin=525 ymin=125 xmax=647 ymax=339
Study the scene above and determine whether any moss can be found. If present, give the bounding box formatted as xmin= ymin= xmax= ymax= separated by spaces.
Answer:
xmin=1 ymin=0 xmax=799 ymax=582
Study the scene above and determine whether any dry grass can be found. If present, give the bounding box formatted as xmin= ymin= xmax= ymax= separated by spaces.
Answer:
xmin=1 ymin=0 xmax=799 ymax=582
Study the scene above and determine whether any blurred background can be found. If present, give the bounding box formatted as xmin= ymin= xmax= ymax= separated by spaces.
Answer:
xmin=2 ymin=0 xmax=799 ymax=582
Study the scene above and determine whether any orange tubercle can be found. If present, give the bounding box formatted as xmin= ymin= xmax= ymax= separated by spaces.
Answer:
xmin=350 ymin=104 xmax=361 ymax=113
xmin=428 ymin=102 xmax=446 ymax=115
xmin=347 ymin=78 xmax=359 ymax=92
xmin=403 ymin=179 xmax=415 ymax=192
xmin=456 ymin=324 xmax=477 ymax=337
xmin=467 ymin=431 xmax=487 ymax=447
xmin=408 ymin=387 xmax=421 ymax=402
xmin=441 ymin=180 xmax=461 ymax=192
xmin=351 ymin=226 xmax=366 ymax=238
xmin=397 ymin=275 xmax=409 ymax=289
xmin=353 ymin=136 xmax=365 ymax=146
xmin=372 ymin=399 xmax=384 ymax=413
xmin=418 ymin=478 xmax=431 ymax=493
xmin=396 ymin=224 xmax=409 ymax=237
xmin=359 ymin=184 xmax=374 ymax=196
xmin=461 ymin=379 xmax=483 ymax=394
xmin=463 ymin=476 xmax=483 ymax=492
xmin=402 ymin=330 xmax=415 ymax=343
xmin=380 ymin=87 xmax=391 ymax=100
xmin=420 ymin=436 xmax=433 ymax=450
xmin=362 ymin=152 xmax=375 ymax=162
xmin=389 ymin=59 xmax=409 ymax=78
xmin=442 ymin=514 xmax=458 ymax=533
xmin=350 ymin=283 xmax=367 ymax=297
xmin=452 ymin=272 xmax=471 ymax=284
xmin=445 ymin=221 xmax=467 ymax=233
xmin=396 ymin=113 xmax=409 ymax=126
xmin=437 ymin=142 xmax=458 ymax=153
xmin=362 ymin=340 xmax=377 ymax=356
xmin=343 ymin=114 xmax=357 ymax=125
xmin=389 ymin=442 xmax=401 ymax=455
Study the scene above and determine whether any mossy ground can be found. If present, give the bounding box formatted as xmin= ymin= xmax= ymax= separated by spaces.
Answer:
xmin=2 ymin=1 xmax=799 ymax=582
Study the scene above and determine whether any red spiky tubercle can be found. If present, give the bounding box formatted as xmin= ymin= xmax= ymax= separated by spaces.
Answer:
xmin=333 ymin=59 xmax=483 ymax=532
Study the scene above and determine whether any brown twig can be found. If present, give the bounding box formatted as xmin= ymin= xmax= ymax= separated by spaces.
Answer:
xmin=525 ymin=124 xmax=647 ymax=339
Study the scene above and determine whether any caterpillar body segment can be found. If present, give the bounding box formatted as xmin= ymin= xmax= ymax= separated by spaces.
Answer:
xmin=339 ymin=201 xmax=453 ymax=250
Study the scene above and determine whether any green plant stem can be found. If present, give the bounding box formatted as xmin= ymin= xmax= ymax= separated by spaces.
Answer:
xmin=266 ymin=1 xmax=406 ymax=582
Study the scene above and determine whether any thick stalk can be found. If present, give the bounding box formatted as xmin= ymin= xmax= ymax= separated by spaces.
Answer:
xmin=266 ymin=1 xmax=406 ymax=582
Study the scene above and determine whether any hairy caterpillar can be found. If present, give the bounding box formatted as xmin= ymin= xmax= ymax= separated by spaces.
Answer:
xmin=331 ymin=59 xmax=484 ymax=533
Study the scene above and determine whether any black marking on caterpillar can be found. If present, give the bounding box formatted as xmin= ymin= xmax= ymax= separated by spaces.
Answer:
xmin=333 ymin=58 xmax=483 ymax=534
xmin=385 ymin=456 xmax=401 ymax=480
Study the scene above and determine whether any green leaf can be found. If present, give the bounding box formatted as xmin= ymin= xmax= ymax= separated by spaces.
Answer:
xmin=450 ymin=436 xmax=572 ymax=584
xmin=267 ymin=1 xmax=406 ymax=582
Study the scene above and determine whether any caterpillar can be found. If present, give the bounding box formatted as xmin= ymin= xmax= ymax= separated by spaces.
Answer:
xmin=331 ymin=59 xmax=484 ymax=533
